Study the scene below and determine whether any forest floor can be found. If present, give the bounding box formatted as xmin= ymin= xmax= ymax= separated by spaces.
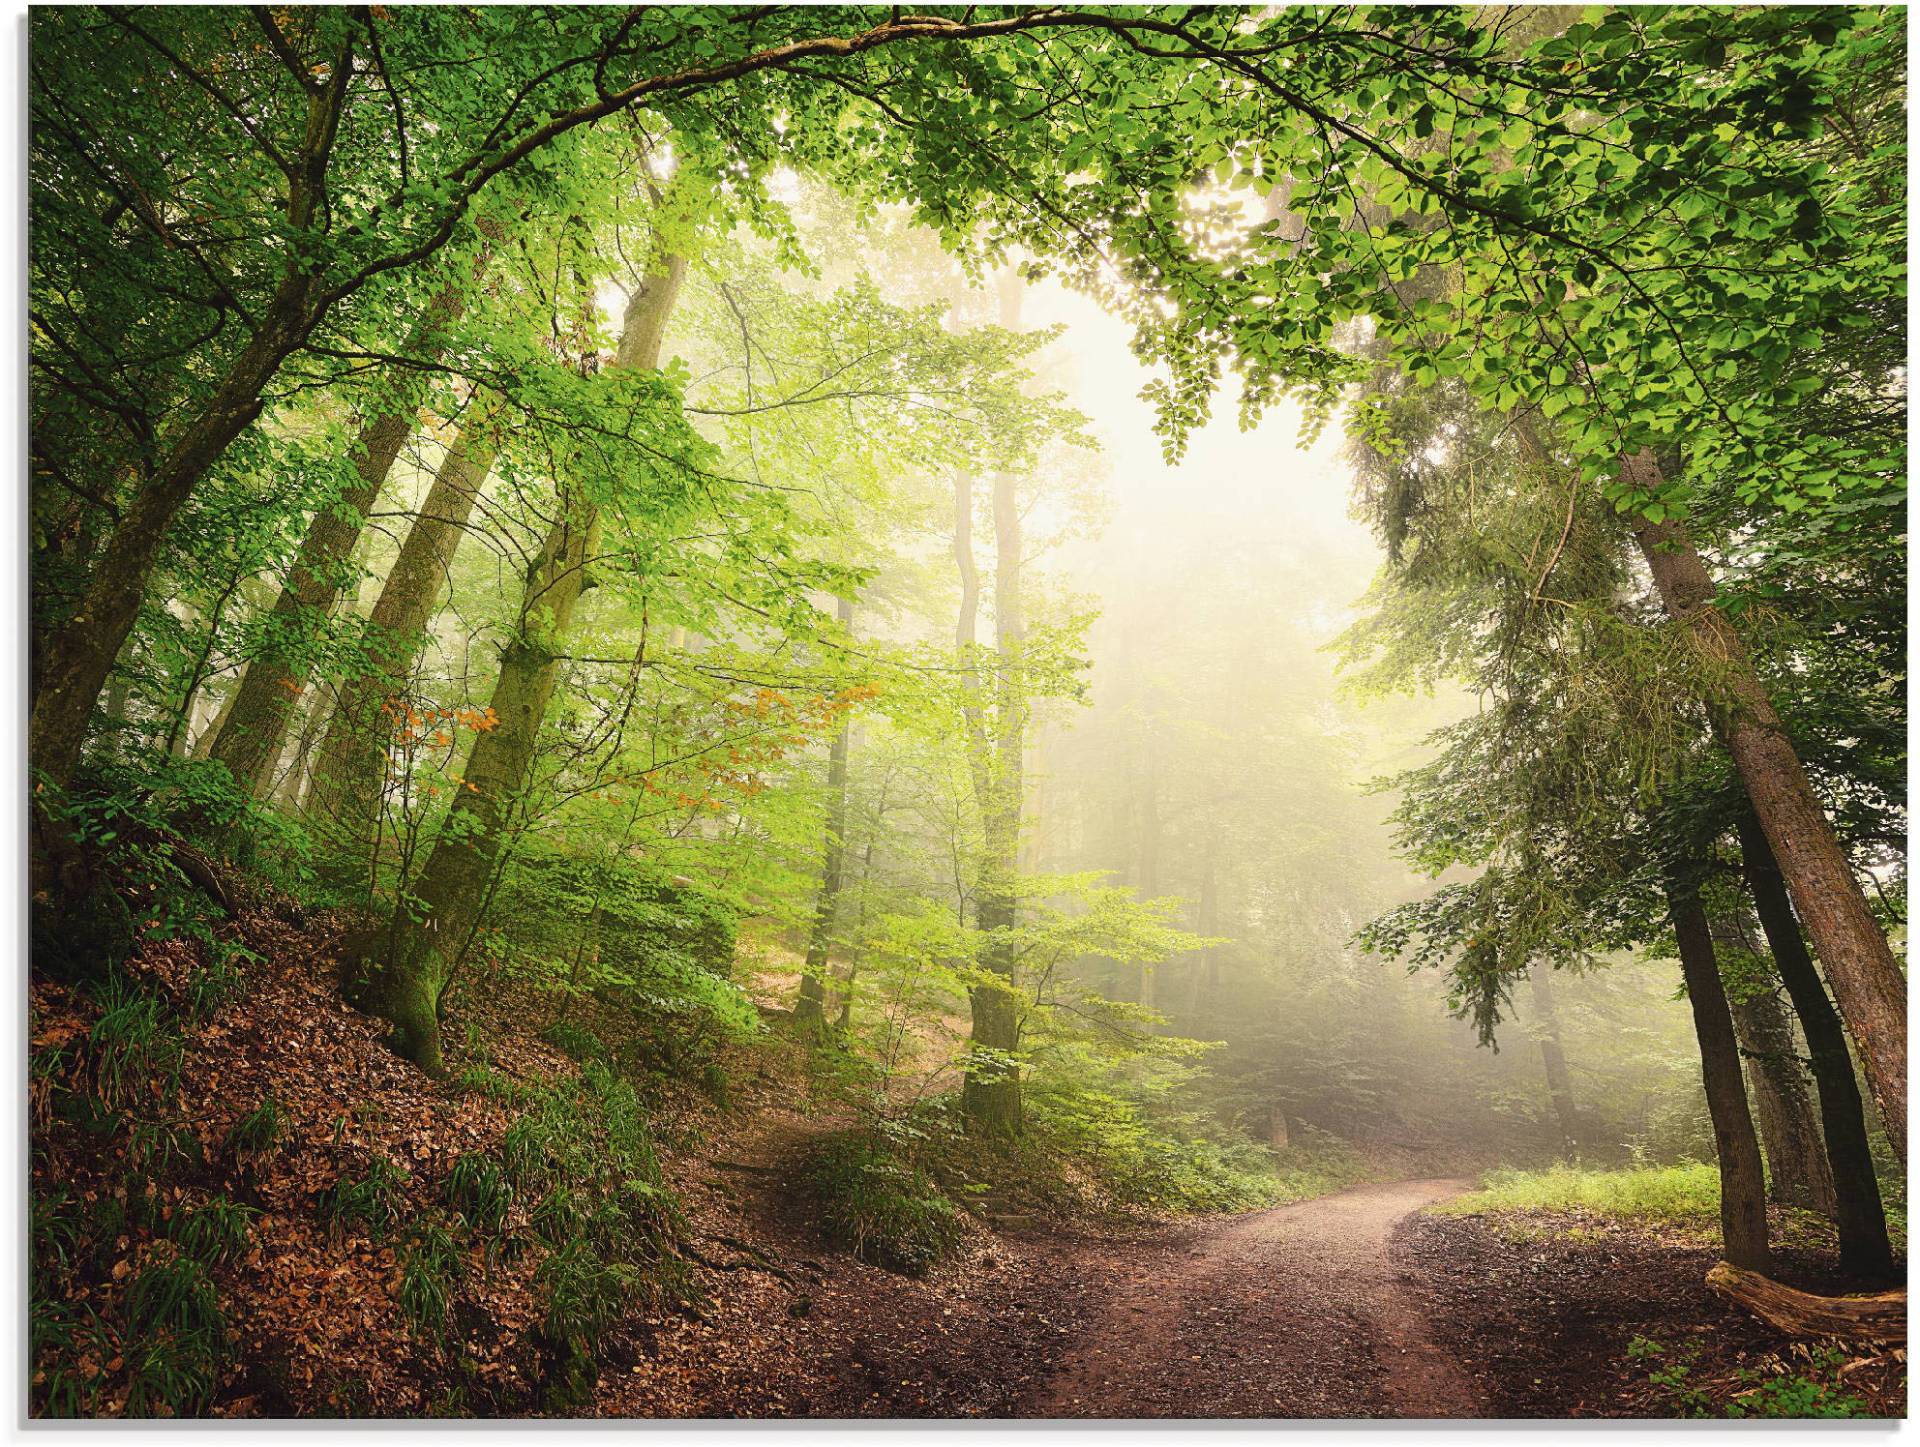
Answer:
xmin=598 ymin=1107 xmax=1483 ymax=1418
xmin=31 ymin=892 xmax=1904 ymax=1420
xmin=595 ymin=1074 xmax=1904 ymax=1412
xmin=600 ymin=1092 xmax=1905 ymax=1420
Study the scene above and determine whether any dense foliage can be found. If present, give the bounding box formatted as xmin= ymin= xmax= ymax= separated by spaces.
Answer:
xmin=26 ymin=2 xmax=1904 ymax=1421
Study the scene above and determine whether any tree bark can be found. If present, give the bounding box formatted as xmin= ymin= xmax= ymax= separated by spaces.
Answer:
xmin=1529 ymin=970 xmax=1582 ymax=1154
xmin=793 ymin=597 xmax=855 ymax=1033
xmin=834 ymin=832 xmax=878 ymax=1033
xmin=204 ymin=277 xmax=471 ymax=799
xmin=1739 ymin=814 xmax=1895 ymax=1279
xmin=1624 ymin=449 xmax=1906 ymax=1162
xmin=353 ymin=257 xmax=686 ymax=1073
xmin=307 ymin=392 xmax=505 ymax=844
xmin=1707 ymin=1263 xmax=1905 ymax=1343
xmin=1720 ymin=958 xmax=1837 ymax=1217
xmin=1667 ymin=873 xmax=1772 ymax=1273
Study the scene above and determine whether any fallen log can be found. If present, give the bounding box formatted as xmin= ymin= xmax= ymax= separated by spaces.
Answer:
xmin=1707 ymin=1261 xmax=1906 ymax=1343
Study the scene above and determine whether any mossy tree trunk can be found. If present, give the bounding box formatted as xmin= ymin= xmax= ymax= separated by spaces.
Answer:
xmin=1625 ymin=450 xmax=1906 ymax=1163
xmin=30 ymin=51 xmax=356 ymax=798
xmin=354 ymin=257 xmax=685 ymax=1073
xmin=1725 ymin=974 xmax=1837 ymax=1217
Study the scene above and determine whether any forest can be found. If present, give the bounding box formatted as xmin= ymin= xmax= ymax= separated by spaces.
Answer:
xmin=24 ymin=1 xmax=1907 ymax=1423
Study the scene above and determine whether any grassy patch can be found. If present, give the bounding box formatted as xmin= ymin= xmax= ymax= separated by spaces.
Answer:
xmin=1443 ymin=1161 xmax=1909 ymax=1258
xmin=1439 ymin=1162 xmax=1723 ymax=1224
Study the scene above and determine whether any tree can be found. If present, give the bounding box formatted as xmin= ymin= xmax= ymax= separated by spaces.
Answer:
xmin=352 ymin=253 xmax=690 ymax=1072
xmin=792 ymin=597 xmax=856 ymax=1035
xmin=1666 ymin=872 xmax=1771 ymax=1273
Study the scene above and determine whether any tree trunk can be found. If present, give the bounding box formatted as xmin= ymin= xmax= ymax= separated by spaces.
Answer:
xmin=191 ymin=685 xmax=237 ymax=760
xmin=962 ymin=271 xmax=1028 ymax=1136
xmin=1723 ymin=969 xmax=1837 ymax=1216
xmin=1529 ymin=970 xmax=1582 ymax=1154
xmin=834 ymin=832 xmax=878 ymax=1033
xmin=1184 ymin=837 xmax=1218 ymax=1019
xmin=33 ymin=283 xmax=317 ymax=794
xmin=1667 ymin=874 xmax=1772 ymax=1273
xmin=1135 ymin=738 xmax=1160 ymax=1011
xmin=1707 ymin=1263 xmax=1905 ymax=1343
xmin=204 ymin=280 xmax=469 ymax=800
xmin=1739 ymin=814 xmax=1895 ymax=1279
xmin=353 ymin=257 xmax=685 ymax=1073
xmin=793 ymin=597 xmax=855 ymax=1033
xmin=307 ymin=392 xmax=505 ymax=843
xmin=1624 ymin=450 xmax=1906 ymax=1163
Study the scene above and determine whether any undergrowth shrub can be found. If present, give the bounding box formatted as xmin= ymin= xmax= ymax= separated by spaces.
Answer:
xmin=542 ymin=1021 xmax=610 ymax=1066
xmin=1627 ymin=1336 xmax=1872 ymax=1419
xmin=1267 ymin=1126 xmax=1373 ymax=1203
xmin=804 ymin=1131 xmax=961 ymax=1275
xmin=488 ymin=1057 xmax=691 ymax=1397
xmin=1025 ymin=1078 xmax=1280 ymax=1213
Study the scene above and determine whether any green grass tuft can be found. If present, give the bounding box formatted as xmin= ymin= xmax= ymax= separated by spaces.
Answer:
xmin=444 ymin=1153 xmax=513 ymax=1235
xmin=167 ymin=1196 xmax=258 ymax=1266
xmin=226 ymin=1097 xmax=286 ymax=1158
xmin=319 ymin=1157 xmax=410 ymax=1241
xmin=399 ymin=1220 xmax=462 ymax=1343
xmin=87 ymin=975 xmax=184 ymax=1108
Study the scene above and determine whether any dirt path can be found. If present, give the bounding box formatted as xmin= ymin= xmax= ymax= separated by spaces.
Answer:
xmin=1020 ymin=1178 xmax=1481 ymax=1419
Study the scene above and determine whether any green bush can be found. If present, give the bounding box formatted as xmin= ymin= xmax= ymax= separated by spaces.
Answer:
xmin=1025 ymin=1081 xmax=1282 ymax=1213
xmin=804 ymin=1133 xmax=961 ymax=1276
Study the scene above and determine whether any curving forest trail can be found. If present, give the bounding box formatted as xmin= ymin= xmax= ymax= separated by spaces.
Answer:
xmin=609 ymin=1120 xmax=1493 ymax=1420
xmin=1021 ymin=1180 xmax=1479 ymax=1419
